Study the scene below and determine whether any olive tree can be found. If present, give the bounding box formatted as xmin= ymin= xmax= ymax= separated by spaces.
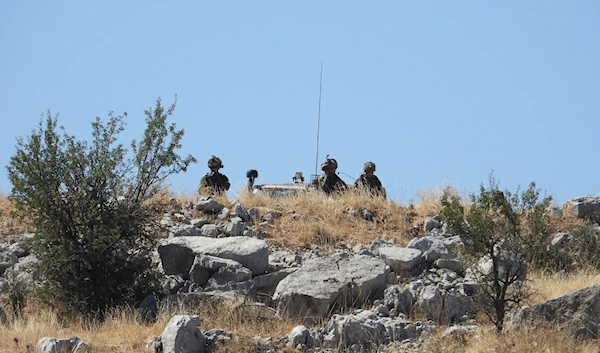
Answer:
xmin=7 ymin=97 xmax=196 ymax=317
xmin=440 ymin=174 xmax=552 ymax=331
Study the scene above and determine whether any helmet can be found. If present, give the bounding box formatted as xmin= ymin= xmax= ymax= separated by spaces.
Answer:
xmin=207 ymin=155 xmax=223 ymax=169
xmin=246 ymin=169 xmax=258 ymax=179
xmin=363 ymin=161 xmax=376 ymax=172
xmin=320 ymin=157 xmax=338 ymax=171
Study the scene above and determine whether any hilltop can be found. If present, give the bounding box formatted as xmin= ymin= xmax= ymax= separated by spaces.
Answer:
xmin=1 ymin=189 xmax=600 ymax=352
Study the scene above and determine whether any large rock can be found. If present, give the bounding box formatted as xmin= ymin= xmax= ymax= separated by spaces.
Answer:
xmin=320 ymin=309 xmax=434 ymax=351
xmin=0 ymin=245 xmax=18 ymax=275
xmin=189 ymin=256 xmax=211 ymax=286
xmin=158 ymin=236 xmax=269 ymax=276
xmin=416 ymin=285 xmax=443 ymax=321
xmin=378 ymin=246 xmax=423 ymax=273
xmin=157 ymin=238 xmax=195 ymax=277
xmin=563 ymin=196 xmax=600 ymax=219
xmin=441 ymin=325 xmax=479 ymax=340
xmin=139 ymin=294 xmax=159 ymax=323
xmin=160 ymin=315 xmax=206 ymax=353
xmin=191 ymin=218 xmax=209 ymax=229
xmin=222 ymin=218 xmax=245 ymax=237
xmin=37 ymin=336 xmax=91 ymax=353
xmin=328 ymin=313 xmax=387 ymax=351
xmin=443 ymin=289 xmax=475 ymax=323
xmin=248 ymin=207 xmax=283 ymax=220
xmin=511 ymin=284 xmax=600 ymax=339
xmin=477 ymin=250 xmax=527 ymax=282
xmin=233 ymin=202 xmax=251 ymax=222
xmin=424 ymin=217 xmax=441 ymax=232
xmin=287 ymin=325 xmax=311 ymax=348
xmin=171 ymin=224 xmax=201 ymax=237
xmin=407 ymin=236 xmax=457 ymax=263
xmin=435 ymin=258 xmax=464 ymax=273
xmin=4 ymin=254 xmax=39 ymax=286
xmin=198 ymin=255 xmax=253 ymax=286
xmin=203 ymin=329 xmax=232 ymax=352
xmin=251 ymin=268 xmax=296 ymax=291
xmin=200 ymin=224 xmax=220 ymax=238
xmin=383 ymin=286 xmax=412 ymax=316
xmin=8 ymin=241 xmax=28 ymax=258
xmin=273 ymin=254 xmax=390 ymax=317
xmin=194 ymin=197 xmax=224 ymax=214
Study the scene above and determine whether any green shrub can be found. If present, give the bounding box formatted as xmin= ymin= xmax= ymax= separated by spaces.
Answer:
xmin=441 ymin=173 xmax=552 ymax=331
xmin=540 ymin=222 xmax=600 ymax=272
xmin=6 ymin=97 xmax=196 ymax=318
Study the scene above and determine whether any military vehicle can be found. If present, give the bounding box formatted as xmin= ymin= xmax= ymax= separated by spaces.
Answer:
xmin=248 ymin=171 xmax=355 ymax=198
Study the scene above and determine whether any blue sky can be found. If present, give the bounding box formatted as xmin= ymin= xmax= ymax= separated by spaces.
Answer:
xmin=1 ymin=1 xmax=599 ymax=204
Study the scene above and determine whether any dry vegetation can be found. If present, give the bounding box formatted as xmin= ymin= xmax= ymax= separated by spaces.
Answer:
xmin=0 ymin=299 xmax=300 ymax=353
xmin=0 ymin=196 xmax=32 ymax=242
xmin=236 ymin=189 xmax=416 ymax=249
xmin=411 ymin=325 xmax=600 ymax=353
xmin=0 ymin=190 xmax=598 ymax=352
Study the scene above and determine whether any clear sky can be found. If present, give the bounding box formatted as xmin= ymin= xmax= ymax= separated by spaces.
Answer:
xmin=1 ymin=1 xmax=599 ymax=204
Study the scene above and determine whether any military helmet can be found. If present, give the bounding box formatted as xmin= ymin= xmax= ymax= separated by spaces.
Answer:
xmin=246 ymin=169 xmax=258 ymax=179
xmin=207 ymin=155 xmax=224 ymax=169
xmin=320 ymin=157 xmax=338 ymax=171
xmin=363 ymin=161 xmax=376 ymax=172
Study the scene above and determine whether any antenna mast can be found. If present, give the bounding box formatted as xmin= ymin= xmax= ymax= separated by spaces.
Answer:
xmin=315 ymin=62 xmax=323 ymax=176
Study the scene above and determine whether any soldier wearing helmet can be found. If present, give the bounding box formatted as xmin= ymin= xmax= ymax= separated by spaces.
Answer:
xmin=354 ymin=161 xmax=386 ymax=198
xmin=198 ymin=155 xmax=231 ymax=195
xmin=318 ymin=156 xmax=347 ymax=194
xmin=246 ymin=169 xmax=258 ymax=192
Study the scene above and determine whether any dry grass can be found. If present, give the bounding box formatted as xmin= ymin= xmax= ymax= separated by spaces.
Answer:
xmin=529 ymin=268 xmax=600 ymax=304
xmin=0 ymin=298 xmax=302 ymax=353
xmin=236 ymin=189 xmax=416 ymax=249
xmin=0 ymin=197 xmax=32 ymax=241
xmin=412 ymin=325 xmax=600 ymax=353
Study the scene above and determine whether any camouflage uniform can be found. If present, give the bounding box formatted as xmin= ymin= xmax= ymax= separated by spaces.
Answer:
xmin=199 ymin=156 xmax=230 ymax=195
xmin=199 ymin=172 xmax=230 ymax=195
xmin=319 ymin=156 xmax=347 ymax=194
xmin=319 ymin=173 xmax=347 ymax=194
xmin=355 ymin=174 xmax=386 ymax=198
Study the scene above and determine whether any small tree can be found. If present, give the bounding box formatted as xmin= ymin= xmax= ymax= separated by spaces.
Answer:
xmin=440 ymin=174 xmax=552 ymax=331
xmin=7 ymin=96 xmax=196 ymax=317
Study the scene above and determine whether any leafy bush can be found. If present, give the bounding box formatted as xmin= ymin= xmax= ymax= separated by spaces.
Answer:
xmin=441 ymin=174 xmax=552 ymax=331
xmin=6 ymin=97 xmax=196 ymax=317
xmin=0 ymin=270 xmax=29 ymax=319
xmin=539 ymin=222 xmax=600 ymax=272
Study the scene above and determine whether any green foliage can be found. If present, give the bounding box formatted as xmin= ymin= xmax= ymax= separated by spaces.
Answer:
xmin=539 ymin=222 xmax=600 ymax=272
xmin=6 ymin=97 xmax=196 ymax=317
xmin=440 ymin=173 xmax=552 ymax=331
xmin=0 ymin=270 xmax=29 ymax=319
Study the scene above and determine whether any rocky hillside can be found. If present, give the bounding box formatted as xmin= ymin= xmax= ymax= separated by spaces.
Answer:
xmin=1 ymin=192 xmax=600 ymax=352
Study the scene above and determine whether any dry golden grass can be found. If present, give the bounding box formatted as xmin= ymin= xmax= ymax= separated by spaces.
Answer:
xmin=0 ymin=298 xmax=302 ymax=353
xmin=235 ymin=189 xmax=416 ymax=249
xmin=0 ymin=197 xmax=32 ymax=241
xmin=529 ymin=268 xmax=600 ymax=304
xmin=547 ymin=212 xmax=586 ymax=234
xmin=411 ymin=325 xmax=600 ymax=353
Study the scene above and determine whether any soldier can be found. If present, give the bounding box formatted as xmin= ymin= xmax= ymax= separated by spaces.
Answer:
xmin=354 ymin=161 xmax=386 ymax=198
xmin=246 ymin=169 xmax=258 ymax=192
xmin=293 ymin=172 xmax=305 ymax=184
xmin=319 ymin=156 xmax=347 ymax=194
xmin=198 ymin=155 xmax=230 ymax=195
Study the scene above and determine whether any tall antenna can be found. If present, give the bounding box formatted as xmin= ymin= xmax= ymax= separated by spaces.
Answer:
xmin=315 ymin=62 xmax=323 ymax=176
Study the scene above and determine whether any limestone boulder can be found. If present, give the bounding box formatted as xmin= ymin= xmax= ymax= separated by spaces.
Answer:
xmin=273 ymin=254 xmax=390 ymax=317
